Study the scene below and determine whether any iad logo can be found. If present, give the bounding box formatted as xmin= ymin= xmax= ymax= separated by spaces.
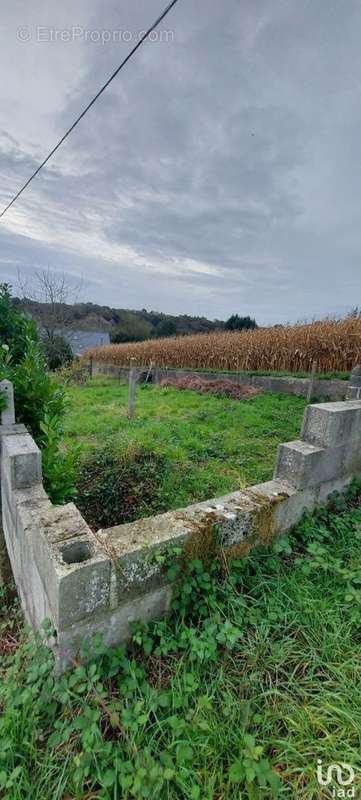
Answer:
xmin=317 ymin=760 xmax=355 ymax=797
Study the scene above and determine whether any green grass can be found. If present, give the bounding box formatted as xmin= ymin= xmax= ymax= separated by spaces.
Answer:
xmin=239 ymin=368 xmax=349 ymax=380
xmin=181 ymin=367 xmax=349 ymax=381
xmin=1 ymin=482 xmax=361 ymax=799
xmin=63 ymin=379 xmax=307 ymax=515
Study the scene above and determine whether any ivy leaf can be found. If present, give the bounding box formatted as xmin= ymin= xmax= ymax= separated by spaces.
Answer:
xmin=229 ymin=760 xmax=245 ymax=783
xmin=176 ymin=744 xmax=194 ymax=763
xmin=102 ymin=769 xmax=116 ymax=788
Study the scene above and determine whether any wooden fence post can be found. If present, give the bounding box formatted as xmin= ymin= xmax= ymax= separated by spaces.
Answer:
xmin=145 ymin=360 xmax=154 ymax=384
xmin=128 ymin=359 xmax=137 ymax=418
xmin=307 ymin=361 xmax=317 ymax=402
xmin=89 ymin=356 xmax=93 ymax=379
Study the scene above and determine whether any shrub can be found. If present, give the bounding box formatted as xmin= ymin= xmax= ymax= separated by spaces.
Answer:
xmin=43 ymin=334 xmax=73 ymax=371
xmin=0 ymin=285 xmax=76 ymax=504
xmin=0 ymin=284 xmax=39 ymax=365
xmin=40 ymin=414 xmax=78 ymax=505
xmin=54 ymin=360 xmax=90 ymax=385
xmin=1 ymin=338 xmax=65 ymax=441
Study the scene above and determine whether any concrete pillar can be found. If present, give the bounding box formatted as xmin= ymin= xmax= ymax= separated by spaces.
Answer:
xmin=275 ymin=400 xmax=361 ymax=489
xmin=0 ymin=381 xmax=15 ymax=590
xmin=1 ymin=432 xmax=42 ymax=490
xmin=347 ymin=365 xmax=361 ymax=400
xmin=0 ymin=425 xmax=43 ymax=597
xmin=0 ymin=380 xmax=15 ymax=425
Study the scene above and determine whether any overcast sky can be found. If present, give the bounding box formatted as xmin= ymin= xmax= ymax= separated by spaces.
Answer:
xmin=0 ymin=0 xmax=360 ymax=324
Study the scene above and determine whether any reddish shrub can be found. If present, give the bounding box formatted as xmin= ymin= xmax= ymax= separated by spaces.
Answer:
xmin=160 ymin=375 xmax=261 ymax=399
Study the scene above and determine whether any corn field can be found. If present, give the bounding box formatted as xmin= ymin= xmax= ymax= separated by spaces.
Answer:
xmin=85 ymin=317 xmax=361 ymax=374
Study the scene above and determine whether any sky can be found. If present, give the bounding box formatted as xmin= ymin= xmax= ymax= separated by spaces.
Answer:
xmin=0 ymin=0 xmax=360 ymax=325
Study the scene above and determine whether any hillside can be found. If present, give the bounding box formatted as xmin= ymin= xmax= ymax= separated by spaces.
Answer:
xmin=14 ymin=298 xmax=226 ymax=342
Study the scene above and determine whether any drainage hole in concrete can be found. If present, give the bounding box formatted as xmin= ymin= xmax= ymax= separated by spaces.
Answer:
xmin=61 ymin=541 xmax=92 ymax=565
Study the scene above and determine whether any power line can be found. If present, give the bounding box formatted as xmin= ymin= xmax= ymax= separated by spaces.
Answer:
xmin=0 ymin=0 xmax=180 ymax=219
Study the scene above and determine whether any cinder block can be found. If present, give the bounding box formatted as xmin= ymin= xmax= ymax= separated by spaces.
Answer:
xmin=54 ymin=584 xmax=174 ymax=671
xmin=39 ymin=501 xmax=92 ymax=545
xmin=0 ymin=380 xmax=15 ymax=425
xmin=1 ymin=488 xmax=18 ymax=566
xmin=274 ymin=440 xmax=349 ymax=489
xmin=102 ymin=489 xmax=286 ymax=608
xmin=0 ymin=423 xmax=27 ymax=439
xmin=316 ymin=476 xmax=353 ymax=504
xmin=275 ymin=440 xmax=323 ymax=488
xmin=53 ymin=536 xmax=111 ymax=629
xmin=1 ymin=481 xmax=17 ymax=536
xmin=301 ymin=401 xmax=361 ymax=448
xmin=103 ymin=511 xmax=193 ymax=604
xmin=2 ymin=433 xmax=42 ymax=489
xmin=16 ymin=500 xmax=111 ymax=629
xmin=350 ymin=366 xmax=361 ymax=387
xmin=251 ymin=479 xmax=317 ymax=533
xmin=343 ymin=438 xmax=361 ymax=474
xmin=187 ymin=490 xmax=259 ymax=548
xmin=346 ymin=386 xmax=361 ymax=400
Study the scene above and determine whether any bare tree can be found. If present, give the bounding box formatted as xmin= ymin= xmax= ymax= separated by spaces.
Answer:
xmin=17 ymin=266 xmax=83 ymax=340
xmin=17 ymin=267 xmax=83 ymax=368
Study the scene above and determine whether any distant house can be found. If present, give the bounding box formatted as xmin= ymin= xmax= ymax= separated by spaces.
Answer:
xmin=64 ymin=330 xmax=110 ymax=356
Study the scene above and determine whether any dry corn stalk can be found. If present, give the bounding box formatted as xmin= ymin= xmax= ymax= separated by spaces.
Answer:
xmin=83 ymin=317 xmax=361 ymax=374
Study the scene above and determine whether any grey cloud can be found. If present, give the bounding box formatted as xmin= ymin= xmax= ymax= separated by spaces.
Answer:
xmin=0 ymin=0 xmax=360 ymax=323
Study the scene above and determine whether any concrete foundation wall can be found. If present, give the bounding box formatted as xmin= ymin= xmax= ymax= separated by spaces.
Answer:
xmin=1 ymin=389 xmax=361 ymax=670
xmin=91 ymin=362 xmax=348 ymax=400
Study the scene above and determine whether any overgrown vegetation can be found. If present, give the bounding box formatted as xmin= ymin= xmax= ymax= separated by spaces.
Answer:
xmin=75 ymin=448 xmax=169 ymax=530
xmin=43 ymin=334 xmax=73 ymax=371
xmin=160 ymin=375 xmax=261 ymax=399
xmin=64 ymin=380 xmax=306 ymax=526
xmin=86 ymin=316 xmax=361 ymax=373
xmin=1 ymin=482 xmax=360 ymax=798
xmin=0 ymin=284 xmax=76 ymax=504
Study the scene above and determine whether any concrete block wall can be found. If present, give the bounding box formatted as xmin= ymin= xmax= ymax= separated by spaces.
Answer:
xmin=275 ymin=401 xmax=361 ymax=489
xmin=0 ymin=425 xmax=107 ymax=627
xmin=1 ymin=392 xmax=361 ymax=671
xmin=91 ymin=362 xmax=348 ymax=400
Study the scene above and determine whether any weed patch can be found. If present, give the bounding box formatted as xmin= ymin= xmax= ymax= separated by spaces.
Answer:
xmin=75 ymin=447 xmax=169 ymax=529
xmin=160 ymin=375 xmax=261 ymax=399
xmin=1 ymin=481 xmax=361 ymax=798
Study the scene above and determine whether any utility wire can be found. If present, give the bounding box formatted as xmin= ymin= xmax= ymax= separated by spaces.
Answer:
xmin=0 ymin=0 xmax=180 ymax=218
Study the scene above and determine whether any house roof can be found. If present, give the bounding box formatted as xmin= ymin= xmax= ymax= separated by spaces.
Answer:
xmin=64 ymin=330 xmax=110 ymax=355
